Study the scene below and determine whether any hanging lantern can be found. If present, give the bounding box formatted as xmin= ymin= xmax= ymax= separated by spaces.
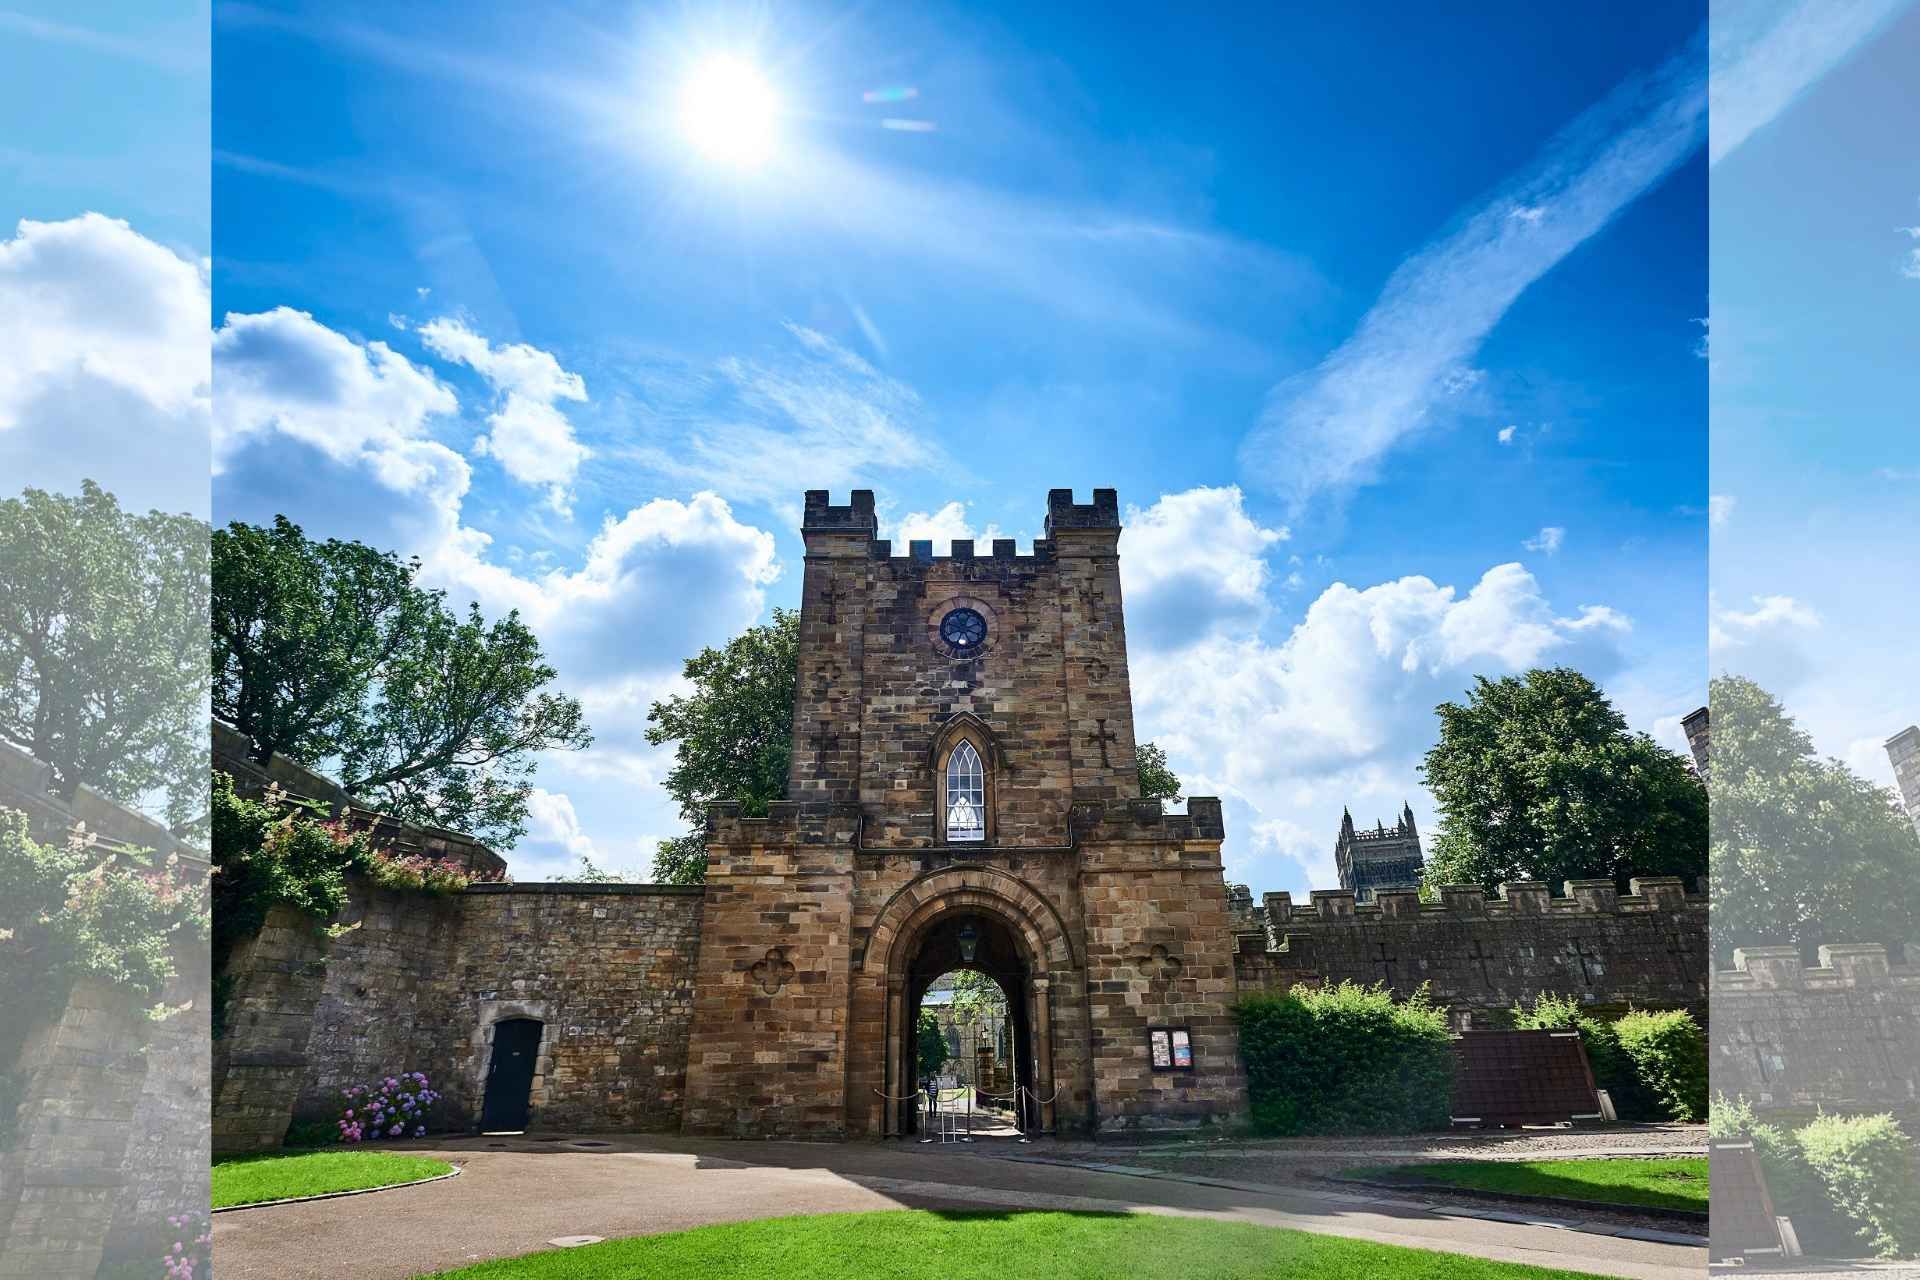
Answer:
xmin=957 ymin=919 xmax=980 ymax=965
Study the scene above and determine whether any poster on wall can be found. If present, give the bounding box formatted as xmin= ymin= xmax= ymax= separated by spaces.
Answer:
xmin=1147 ymin=1027 xmax=1193 ymax=1070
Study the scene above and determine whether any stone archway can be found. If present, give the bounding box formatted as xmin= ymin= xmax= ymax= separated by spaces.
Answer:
xmin=850 ymin=865 xmax=1078 ymax=1138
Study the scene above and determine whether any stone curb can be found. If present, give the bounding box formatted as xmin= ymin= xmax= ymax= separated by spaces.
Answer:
xmin=989 ymin=1154 xmax=1708 ymax=1247
xmin=1330 ymin=1173 xmax=1710 ymax=1227
xmin=211 ymin=1164 xmax=460 ymax=1213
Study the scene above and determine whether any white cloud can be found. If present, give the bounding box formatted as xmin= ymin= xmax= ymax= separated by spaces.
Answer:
xmin=215 ymin=306 xmax=460 ymax=480
xmin=1239 ymin=34 xmax=1705 ymax=511
xmin=0 ymin=214 xmax=211 ymax=510
xmin=0 ymin=213 xmax=208 ymax=430
xmin=525 ymin=788 xmax=595 ymax=859
xmin=883 ymin=501 xmax=1010 ymax=553
xmin=623 ymin=322 xmax=948 ymax=519
xmin=1709 ymin=493 xmax=1737 ymax=525
xmin=1523 ymin=526 xmax=1566 ymax=554
xmin=1119 ymin=487 xmax=1288 ymax=651
xmin=1709 ymin=0 xmax=1912 ymax=166
xmin=418 ymin=317 xmax=591 ymax=515
xmin=1712 ymin=593 xmax=1821 ymax=647
xmin=1497 ymin=425 xmax=1517 ymax=445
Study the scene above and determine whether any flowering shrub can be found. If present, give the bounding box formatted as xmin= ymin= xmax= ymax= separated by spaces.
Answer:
xmin=358 ymin=849 xmax=506 ymax=895
xmin=0 ymin=811 xmax=210 ymax=1039
xmin=162 ymin=1211 xmax=212 ymax=1280
xmin=337 ymin=1072 xmax=442 ymax=1142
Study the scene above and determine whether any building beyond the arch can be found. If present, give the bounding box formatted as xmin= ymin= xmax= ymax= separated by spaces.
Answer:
xmin=210 ymin=489 xmax=1709 ymax=1151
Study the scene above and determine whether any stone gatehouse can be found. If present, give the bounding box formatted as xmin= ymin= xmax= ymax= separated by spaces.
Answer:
xmin=211 ymin=487 xmax=1709 ymax=1151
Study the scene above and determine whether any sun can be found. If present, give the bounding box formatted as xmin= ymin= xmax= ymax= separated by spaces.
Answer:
xmin=679 ymin=55 xmax=780 ymax=169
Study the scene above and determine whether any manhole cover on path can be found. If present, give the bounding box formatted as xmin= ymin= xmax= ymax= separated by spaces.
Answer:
xmin=547 ymin=1236 xmax=604 ymax=1248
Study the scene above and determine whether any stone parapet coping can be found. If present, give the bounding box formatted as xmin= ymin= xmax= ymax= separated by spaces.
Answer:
xmin=463 ymin=882 xmax=704 ymax=896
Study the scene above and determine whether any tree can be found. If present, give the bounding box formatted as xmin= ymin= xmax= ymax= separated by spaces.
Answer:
xmin=212 ymin=515 xmax=428 ymax=767
xmin=212 ymin=517 xmax=590 ymax=847
xmin=916 ymin=1006 xmax=951 ymax=1079
xmin=1709 ymin=675 xmax=1920 ymax=957
xmin=1136 ymin=741 xmax=1182 ymax=806
xmin=0 ymin=482 xmax=210 ymax=829
xmin=646 ymin=609 xmax=799 ymax=884
xmin=1419 ymin=667 xmax=1706 ymax=893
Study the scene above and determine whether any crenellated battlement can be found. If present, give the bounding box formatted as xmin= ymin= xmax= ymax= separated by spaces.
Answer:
xmin=1232 ymin=875 xmax=1707 ymax=1018
xmin=1716 ymin=942 xmax=1920 ymax=992
xmin=1044 ymin=487 xmax=1120 ymax=535
xmin=703 ymin=799 xmax=861 ymax=849
xmin=1070 ymin=796 xmax=1225 ymax=843
xmin=871 ymin=537 xmax=1056 ymax=562
xmin=1246 ymin=876 xmax=1701 ymax=932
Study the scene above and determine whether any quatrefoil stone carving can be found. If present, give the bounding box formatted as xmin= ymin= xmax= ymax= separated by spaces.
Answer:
xmin=749 ymin=947 xmax=797 ymax=995
xmin=1135 ymin=944 xmax=1184 ymax=983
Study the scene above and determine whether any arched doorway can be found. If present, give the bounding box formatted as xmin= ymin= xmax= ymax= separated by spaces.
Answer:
xmin=902 ymin=915 xmax=1035 ymax=1136
xmin=480 ymin=1017 xmax=542 ymax=1132
xmin=857 ymin=866 xmax=1077 ymax=1139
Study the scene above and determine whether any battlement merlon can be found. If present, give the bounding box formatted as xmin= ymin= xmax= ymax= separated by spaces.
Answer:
xmin=801 ymin=489 xmax=879 ymax=551
xmin=1044 ymin=488 xmax=1121 ymax=555
xmin=1718 ymin=942 xmax=1920 ymax=991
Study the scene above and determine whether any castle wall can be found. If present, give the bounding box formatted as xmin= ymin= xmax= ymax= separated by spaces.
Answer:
xmin=1234 ymin=877 xmax=1708 ymax=1023
xmin=680 ymin=806 xmax=857 ymax=1138
xmin=1712 ymin=944 xmax=1920 ymax=1117
xmin=215 ymin=880 xmax=703 ymax=1150
xmin=1076 ymin=800 xmax=1248 ymax=1133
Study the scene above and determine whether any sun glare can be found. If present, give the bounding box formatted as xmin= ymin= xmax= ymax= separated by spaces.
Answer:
xmin=679 ymin=55 xmax=779 ymax=168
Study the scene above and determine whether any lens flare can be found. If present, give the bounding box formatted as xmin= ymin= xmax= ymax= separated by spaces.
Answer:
xmin=680 ymin=56 xmax=779 ymax=168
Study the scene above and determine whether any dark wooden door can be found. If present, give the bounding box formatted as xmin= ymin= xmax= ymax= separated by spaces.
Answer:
xmin=481 ymin=1018 xmax=541 ymax=1131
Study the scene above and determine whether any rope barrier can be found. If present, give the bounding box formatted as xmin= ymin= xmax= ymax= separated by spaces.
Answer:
xmin=873 ymin=1087 xmax=927 ymax=1102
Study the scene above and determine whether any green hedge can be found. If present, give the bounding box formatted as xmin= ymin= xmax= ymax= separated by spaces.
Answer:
xmin=1795 ymin=1112 xmax=1920 ymax=1259
xmin=1614 ymin=1009 xmax=1707 ymax=1122
xmin=1708 ymin=1095 xmax=1844 ymax=1250
xmin=1235 ymin=982 xmax=1453 ymax=1135
xmin=1509 ymin=996 xmax=1706 ymax=1122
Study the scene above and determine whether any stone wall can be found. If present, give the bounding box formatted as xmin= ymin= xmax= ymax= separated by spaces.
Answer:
xmin=1 ymin=742 xmax=209 ymax=1279
xmin=1712 ymin=943 xmax=1920 ymax=1117
xmin=1075 ymin=800 xmax=1248 ymax=1133
xmin=214 ymin=879 xmax=703 ymax=1152
xmin=1234 ymin=877 xmax=1708 ymax=1024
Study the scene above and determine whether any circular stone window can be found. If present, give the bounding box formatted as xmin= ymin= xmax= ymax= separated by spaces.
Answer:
xmin=939 ymin=607 xmax=987 ymax=653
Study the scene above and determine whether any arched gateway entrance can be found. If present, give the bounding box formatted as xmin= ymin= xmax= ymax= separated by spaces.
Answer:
xmin=853 ymin=865 xmax=1078 ymax=1139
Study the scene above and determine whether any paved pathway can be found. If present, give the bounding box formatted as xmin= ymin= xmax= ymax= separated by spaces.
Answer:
xmin=213 ymin=1133 xmax=1707 ymax=1280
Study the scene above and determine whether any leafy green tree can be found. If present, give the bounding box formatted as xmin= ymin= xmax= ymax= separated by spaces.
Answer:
xmin=0 ymin=482 xmax=210 ymax=830
xmin=212 ymin=516 xmax=590 ymax=847
xmin=916 ymin=1006 xmax=951 ymax=1079
xmin=1419 ymin=668 xmax=1706 ymax=893
xmin=1136 ymin=741 xmax=1182 ymax=807
xmin=646 ymin=609 xmax=799 ymax=884
xmin=1709 ymin=675 xmax=1920 ymax=956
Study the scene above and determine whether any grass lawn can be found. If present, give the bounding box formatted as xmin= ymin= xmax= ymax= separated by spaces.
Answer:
xmin=1354 ymin=1158 xmax=1708 ymax=1213
xmin=213 ymin=1150 xmax=453 ymax=1208
xmin=415 ymin=1209 xmax=1611 ymax=1279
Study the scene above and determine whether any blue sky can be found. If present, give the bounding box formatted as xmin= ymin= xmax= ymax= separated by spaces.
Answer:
xmin=4 ymin=1 xmax=1905 ymax=886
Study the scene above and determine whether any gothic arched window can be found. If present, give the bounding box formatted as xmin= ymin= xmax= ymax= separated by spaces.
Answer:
xmin=944 ymin=740 xmax=986 ymax=842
